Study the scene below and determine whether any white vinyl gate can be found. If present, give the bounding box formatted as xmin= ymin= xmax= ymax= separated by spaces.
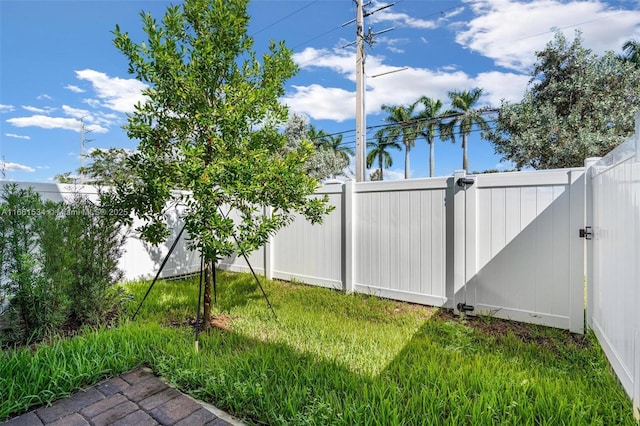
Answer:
xmin=453 ymin=169 xmax=586 ymax=334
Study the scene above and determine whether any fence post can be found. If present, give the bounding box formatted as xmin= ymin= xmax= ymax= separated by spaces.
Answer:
xmin=635 ymin=112 xmax=640 ymax=420
xmin=568 ymin=169 xmax=586 ymax=334
xmin=343 ymin=180 xmax=355 ymax=293
xmin=453 ymin=170 xmax=466 ymax=313
xmin=636 ymin=112 xmax=640 ymax=159
xmin=634 ymin=329 xmax=640 ymax=420
xmin=583 ymin=157 xmax=600 ymax=330
xmin=263 ymin=205 xmax=274 ymax=280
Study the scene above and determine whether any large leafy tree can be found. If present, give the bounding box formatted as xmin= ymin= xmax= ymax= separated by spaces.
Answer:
xmin=285 ymin=115 xmax=348 ymax=180
xmin=447 ymin=88 xmax=490 ymax=173
xmin=414 ymin=96 xmax=453 ymax=177
xmin=366 ymin=128 xmax=401 ymax=181
xmin=306 ymin=124 xmax=353 ymax=174
xmin=79 ymin=148 xmax=133 ymax=187
xmin=111 ymin=0 xmax=331 ymax=327
xmin=485 ymin=32 xmax=640 ymax=169
xmin=381 ymin=103 xmax=420 ymax=179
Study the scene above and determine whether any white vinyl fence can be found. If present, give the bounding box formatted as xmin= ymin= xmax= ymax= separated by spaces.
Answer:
xmin=2 ymin=169 xmax=588 ymax=334
xmin=5 ymin=113 xmax=640 ymax=415
xmin=252 ymin=170 xmax=587 ymax=334
xmin=587 ymin=114 xmax=640 ymax=418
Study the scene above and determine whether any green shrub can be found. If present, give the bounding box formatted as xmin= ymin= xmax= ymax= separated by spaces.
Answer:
xmin=0 ymin=185 xmax=69 ymax=342
xmin=63 ymin=195 xmax=125 ymax=323
xmin=0 ymin=184 xmax=126 ymax=344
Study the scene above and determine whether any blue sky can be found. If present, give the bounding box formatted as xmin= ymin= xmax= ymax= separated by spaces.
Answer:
xmin=1 ymin=0 xmax=639 ymax=182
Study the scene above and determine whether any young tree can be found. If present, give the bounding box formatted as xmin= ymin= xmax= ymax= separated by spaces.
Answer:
xmin=485 ymin=32 xmax=640 ymax=169
xmin=111 ymin=0 xmax=332 ymax=327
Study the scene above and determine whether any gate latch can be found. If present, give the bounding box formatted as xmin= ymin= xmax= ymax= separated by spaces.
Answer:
xmin=579 ymin=226 xmax=593 ymax=240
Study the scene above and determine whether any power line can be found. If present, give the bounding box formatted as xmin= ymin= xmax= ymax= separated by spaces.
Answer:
xmin=309 ymin=111 xmax=500 ymax=148
xmin=251 ymin=0 xmax=321 ymax=37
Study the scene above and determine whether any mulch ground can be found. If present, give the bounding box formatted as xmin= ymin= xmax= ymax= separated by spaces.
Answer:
xmin=434 ymin=309 xmax=591 ymax=353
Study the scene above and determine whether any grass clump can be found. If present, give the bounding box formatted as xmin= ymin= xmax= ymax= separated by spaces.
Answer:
xmin=1 ymin=271 xmax=636 ymax=425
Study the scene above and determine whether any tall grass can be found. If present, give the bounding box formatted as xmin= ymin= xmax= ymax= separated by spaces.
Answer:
xmin=1 ymin=272 xmax=636 ymax=425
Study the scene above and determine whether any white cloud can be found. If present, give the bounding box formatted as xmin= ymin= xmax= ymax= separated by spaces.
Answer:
xmin=36 ymin=94 xmax=52 ymax=101
xmin=65 ymin=84 xmax=85 ymax=93
xmin=377 ymin=36 xmax=410 ymax=54
xmin=22 ymin=105 xmax=56 ymax=114
xmin=62 ymin=105 xmax=91 ymax=120
xmin=75 ymin=69 xmax=148 ymax=113
xmin=294 ymin=48 xmax=354 ymax=75
xmin=441 ymin=7 xmax=465 ymax=21
xmin=82 ymin=98 xmax=102 ymax=109
xmin=62 ymin=105 xmax=120 ymax=128
xmin=456 ymin=0 xmax=640 ymax=71
xmin=2 ymin=161 xmax=35 ymax=172
xmin=473 ymin=71 xmax=529 ymax=105
xmin=380 ymin=168 xmax=405 ymax=181
xmin=7 ymin=115 xmax=108 ymax=133
xmin=369 ymin=2 xmax=438 ymax=29
xmin=92 ymin=111 xmax=121 ymax=127
xmin=284 ymin=85 xmax=355 ymax=122
xmin=286 ymin=48 xmax=526 ymax=121
xmin=5 ymin=133 xmax=31 ymax=140
xmin=0 ymin=104 xmax=15 ymax=113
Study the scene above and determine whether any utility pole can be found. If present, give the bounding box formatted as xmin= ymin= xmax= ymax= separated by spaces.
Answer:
xmin=352 ymin=0 xmax=395 ymax=182
xmin=355 ymin=0 xmax=365 ymax=182
xmin=79 ymin=118 xmax=94 ymax=184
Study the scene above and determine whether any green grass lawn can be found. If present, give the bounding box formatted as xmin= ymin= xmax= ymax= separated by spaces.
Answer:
xmin=1 ymin=271 xmax=636 ymax=425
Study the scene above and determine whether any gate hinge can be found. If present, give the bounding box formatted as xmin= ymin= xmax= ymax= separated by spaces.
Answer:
xmin=579 ymin=226 xmax=593 ymax=240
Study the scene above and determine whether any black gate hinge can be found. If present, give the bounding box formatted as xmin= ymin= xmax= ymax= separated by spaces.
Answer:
xmin=579 ymin=226 xmax=593 ymax=240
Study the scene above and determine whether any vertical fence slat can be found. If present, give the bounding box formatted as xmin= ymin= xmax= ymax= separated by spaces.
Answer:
xmin=569 ymin=170 xmax=585 ymax=334
xmin=343 ymin=181 xmax=354 ymax=293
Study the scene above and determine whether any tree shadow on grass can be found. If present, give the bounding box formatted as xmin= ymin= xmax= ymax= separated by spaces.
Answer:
xmin=158 ymin=308 xmax=635 ymax=425
xmin=213 ymin=271 xmax=263 ymax=312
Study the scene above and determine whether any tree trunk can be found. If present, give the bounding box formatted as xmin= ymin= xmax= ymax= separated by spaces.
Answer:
xmin=429 ymin=137 xmax=435 ymax=177
xmin=404 ymin=144 xmax=410 ymax=179
xmin=462 ymin=133 xmax=468 ymax=173
xmin=202 ymin=260 xmax=213 ymax=330
xmin=378 ymin=152 xmax=384 ymax=181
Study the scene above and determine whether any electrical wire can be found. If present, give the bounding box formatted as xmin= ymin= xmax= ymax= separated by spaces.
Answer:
xmin=307 ymin=111 xmax=500 ymax=147
xmin=251 ymin=0 xmax=321 ymax=37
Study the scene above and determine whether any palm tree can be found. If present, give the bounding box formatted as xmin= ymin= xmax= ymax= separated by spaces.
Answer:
xmin=447 ymin=88 xmax=490 ymax=172
xmin=621 ymin=39 xmax=640 ymax=66
xmin=307 ymin=124 xmax=330 ymax=148
xmin=380 ymin=103 xmax=420 ymax=179
xmin=413 ymin=96 xmax=454 ymax=177
xmin=326 ymin=133 xmax=354 ymax=163
xmin=366 ymin=128 xmax=401 ymax=181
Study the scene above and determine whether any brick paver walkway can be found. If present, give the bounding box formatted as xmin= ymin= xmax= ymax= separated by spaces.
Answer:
xmin=2 ymin=367 xmax=245 ymax=426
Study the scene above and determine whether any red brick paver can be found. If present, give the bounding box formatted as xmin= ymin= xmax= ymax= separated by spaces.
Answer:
xmin=1 ymin=368 xmax=244 ymax=426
